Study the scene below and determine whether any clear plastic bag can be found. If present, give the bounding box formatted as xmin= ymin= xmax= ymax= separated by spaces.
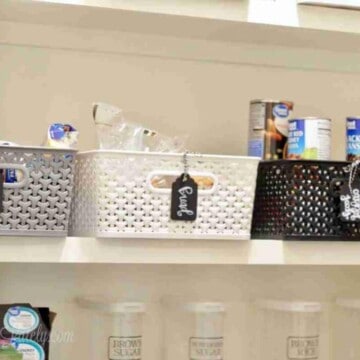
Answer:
xmin=93 ymin=103 xmax=186 ymax=152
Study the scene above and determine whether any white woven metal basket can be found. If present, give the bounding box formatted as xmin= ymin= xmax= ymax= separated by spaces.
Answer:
xmin=70 ymin=151 xmax=259 ymax=239
xmin=0 ymin=146 xmax=76 ymax=236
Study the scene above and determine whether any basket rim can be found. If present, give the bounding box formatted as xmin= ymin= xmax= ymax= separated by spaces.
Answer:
xmin=75 ymin=149 xmax=261 ymax=161
xmin=0 ymin=145 xmax=77 ymax=153
xmin=258 ymin=159 xmax=350 ymax=165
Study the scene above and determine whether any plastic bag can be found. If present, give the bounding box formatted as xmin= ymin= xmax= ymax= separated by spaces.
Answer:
xmin=93 ymin=103 xmax=186 ymax=152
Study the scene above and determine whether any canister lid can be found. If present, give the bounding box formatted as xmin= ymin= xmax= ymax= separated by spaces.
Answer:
xmin=255 ymin=299 xmax=322 ymax=313
xmin=77 ymin=297 xmax=145 ymax=313
xmin=336 ymin=298 xmax=360 ymax=310
xmin=185 ymin=302 xmax=225 ymax=313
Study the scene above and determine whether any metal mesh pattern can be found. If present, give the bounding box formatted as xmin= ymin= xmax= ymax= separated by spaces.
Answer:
xmin=0 ymin=146 xmax=76 ymax=236
xmin=251 ymin=160 xmax=360 ymax=240
xmin=70 ymin=151 xmax=259 ymax=239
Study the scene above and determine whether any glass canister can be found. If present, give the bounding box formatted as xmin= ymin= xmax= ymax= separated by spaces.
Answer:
xmin=78 ymin=298 xmax=145 ymax=360
xmin=163 ymin=300 xmax=225 ymax=360
xmin=255 ymin=300 xmax=323 ymax=360
xmin=334 ymin=298 xmax=360 ymax=360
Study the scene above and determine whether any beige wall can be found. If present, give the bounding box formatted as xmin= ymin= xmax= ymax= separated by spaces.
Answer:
xmin=0 ymin=40 xmax=359 ymax=159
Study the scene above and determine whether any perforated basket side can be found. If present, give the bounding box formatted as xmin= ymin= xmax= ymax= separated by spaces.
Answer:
xmin=251 ymin=162 xmax=289 ymax=239
xmin=69 ymin=154 xmax=98 ymax=236
xmin=252 ymin=160 xmax=360 ymax=240
xmin=70 ymin=151 xmax=260 ymax=239
xmin=0 ymin=146 xmax=76 ymax=236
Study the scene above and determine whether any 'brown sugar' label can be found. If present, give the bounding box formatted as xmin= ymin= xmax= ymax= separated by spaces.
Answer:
xmin=287 ymin=336 xmax=319 ymax=360
xmin=189 ymin=337 xmax=223 ymax=360
xmin=108 ymin=336 xmax=142 ymax=360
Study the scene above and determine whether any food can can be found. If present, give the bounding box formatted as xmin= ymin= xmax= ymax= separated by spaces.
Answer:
xmin=248 ymin=99 xmax=294 ymax=160
xmin=346 ymin=117 xmax=360 ymax=161
xmin=287 ymin=117 xmax=331 ymax=160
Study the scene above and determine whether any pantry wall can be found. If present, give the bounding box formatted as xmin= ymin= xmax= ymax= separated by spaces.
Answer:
xmin=2 ymin=1 xmax=360 ymax=360
xmin=2 ymin=19 xmax=360 ymax=159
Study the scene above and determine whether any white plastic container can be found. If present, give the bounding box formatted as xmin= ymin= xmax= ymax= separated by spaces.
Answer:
xmin=163 ymin=301 xmax=225 ymax=360
xmin=69 ymin=151 xmax=259 ymax=239
xmin=334 ymin=298 xmax=360 ymax=360
xmin=255 ymin=300 xmax=323 ymax=360
xmin=78 ymin=298 xmax=145 ymax=360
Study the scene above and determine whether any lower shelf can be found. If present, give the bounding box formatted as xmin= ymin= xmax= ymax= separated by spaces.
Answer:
xmin=0 ymin=236 xmax=359 ymax=265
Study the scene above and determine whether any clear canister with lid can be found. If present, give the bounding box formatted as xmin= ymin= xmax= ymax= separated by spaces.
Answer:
xmin=334 ymin=298 xmax=360 ymax=360
xmin=163 ymin=300 xmax=225 ymax=360
xmin=78 ymin=298 xmax=145 ymax=360
xmin=254 ymin=300 xmax=324 ymax=360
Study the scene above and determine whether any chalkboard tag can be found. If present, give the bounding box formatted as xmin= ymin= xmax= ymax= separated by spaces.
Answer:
xmin=340 ymin=181 xmax=360 ymax=222
xmin=171 ymin=173 xmax=198 ymax=221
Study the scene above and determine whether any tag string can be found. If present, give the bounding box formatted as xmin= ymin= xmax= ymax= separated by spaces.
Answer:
xmin=183 ymin=151 xmax=189 ymax=182
xmin=349 ymin=160 xmax=360 ymax=195
xmin=182 ymin=151 xmax=203 ymax=182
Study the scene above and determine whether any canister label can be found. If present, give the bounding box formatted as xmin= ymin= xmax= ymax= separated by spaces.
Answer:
xmin=346 ymin=117 xmax=360 ymax=161
xmin=4 ymin=307 xmax=40 ymax=335
xmin=108 ymin=336 xmax=142 ymax=360
xmin=10 ymin=338 xmax=45 ymax=360
xmin=189 ymin=337 xmax=223 ymax=360
xmin=288 ymin=118 xmax=331 ymax=160
xmin=287 ymin=336 xmax=319 ymax=360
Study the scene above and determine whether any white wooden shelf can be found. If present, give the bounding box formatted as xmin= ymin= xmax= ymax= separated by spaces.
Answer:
xmin=1 ymin=0 xmax=360 ymax=53
xmin=2 ymin=0 xmax=360 ymax=74
xmin=0 ymin=237 xmax=360 ymax=265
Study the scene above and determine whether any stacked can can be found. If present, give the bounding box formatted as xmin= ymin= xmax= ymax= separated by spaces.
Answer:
xmin=346 ymin=117 xmax=360 ymax=161
xmin=246 ymin=100 xmax=360 ymax=161
xmin=287 ymin=117 xmax=331 ymax=160
xmin=247 ymin=100 xmax=294 ymax=160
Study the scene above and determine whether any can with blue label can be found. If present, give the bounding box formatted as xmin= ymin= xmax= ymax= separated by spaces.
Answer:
xmin=346 ymin=117 xmax=360 ymax=161
xmin=248 ymin=99 xmax=294 ymax=160
xmin=287 ymin=117 xmax=331 ymax=160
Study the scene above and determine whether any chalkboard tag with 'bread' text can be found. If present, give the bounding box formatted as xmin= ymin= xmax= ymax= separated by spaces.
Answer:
xmin=340 ymin=160 xmax=360 ymax=222
xmin=340 ymin=180 xmax=360 ymax=222
xmin=171 ymin=173 xmax=198 ymax=221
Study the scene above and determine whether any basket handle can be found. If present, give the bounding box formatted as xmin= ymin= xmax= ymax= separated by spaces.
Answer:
xmin=0 ymin=164 xmax=30 ymax=189
xmin=146 ymin=170 xmax=218 ymax=195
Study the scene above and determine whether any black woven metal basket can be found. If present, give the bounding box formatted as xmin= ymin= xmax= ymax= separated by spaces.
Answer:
xmin=251 ymin=160 xmax=360 ymax=240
